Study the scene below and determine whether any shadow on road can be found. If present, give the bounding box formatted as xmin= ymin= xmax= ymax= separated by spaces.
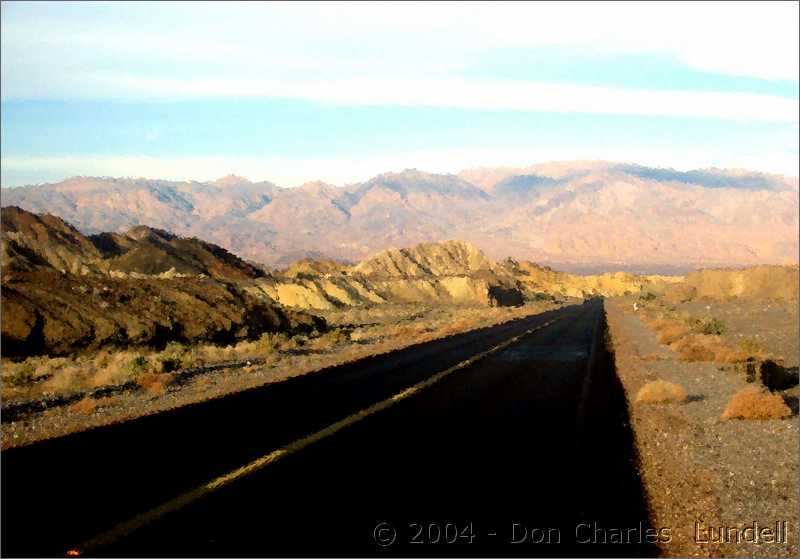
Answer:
xmin=108 ymin=303 xmax=658 ymax=557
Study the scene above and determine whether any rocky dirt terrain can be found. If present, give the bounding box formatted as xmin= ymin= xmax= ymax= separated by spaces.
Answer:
xmin=605 ymin=269 xmax=798 ymax=557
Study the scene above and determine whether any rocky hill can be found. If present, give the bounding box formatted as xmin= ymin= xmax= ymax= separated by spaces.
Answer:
xmin=1 ymin=208 xmax=319 ymax=358
xmin=352 ymin=240 xmax=494 ymax=278
xmin=255 ymin=241 xmax=524 ymax=310
xmin=1 ymin=206 xmax=103 ymax=275
xmin=254 ymin=240 xmax=680 ymax=311
xmin=1 ymin=207 xmax=264 ymax=280
xmin=664 ymin=265 xmax=799 ymax=303
xmin=3 ymin=162 xmax=797 ymax=272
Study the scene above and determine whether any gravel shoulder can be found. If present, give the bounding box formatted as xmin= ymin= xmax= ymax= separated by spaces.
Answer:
xmin=606 ymin=297 xmax=798 ymax=557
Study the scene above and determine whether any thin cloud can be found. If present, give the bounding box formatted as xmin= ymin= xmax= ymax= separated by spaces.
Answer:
xmin=2 ymin=1 xmax=798 ymax=99
xmin=77 ymin=76 xmax=800 ymax=123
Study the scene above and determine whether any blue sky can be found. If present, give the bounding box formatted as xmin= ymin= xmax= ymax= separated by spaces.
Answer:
xmin=1 ymin=1 xmax=798 ymax=186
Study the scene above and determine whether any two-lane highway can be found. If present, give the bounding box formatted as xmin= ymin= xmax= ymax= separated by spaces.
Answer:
xmin=2 ymin=300 xmax=654 ymax=557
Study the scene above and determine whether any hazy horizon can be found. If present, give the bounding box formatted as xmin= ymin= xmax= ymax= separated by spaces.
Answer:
xmin=3 ymin=158 xmax=799 ymax=190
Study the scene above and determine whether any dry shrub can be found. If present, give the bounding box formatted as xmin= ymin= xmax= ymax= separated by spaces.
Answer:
xmin=721 ymin=387 xmax=792 ymax=420
xmin=635 ymin=379 xmax=688 ymax=404
xmin=308 ymin=329 xmax=351 ymax=351
xmin=90 ymin=351 xmax=145 ymax=387
xmin=42 ymin=364 xmax=84 ymax=393
xmin=738 ymin=337 xmax=769 ymax=359
xmin=711 ymin=345 xmax=749 ymax=364
xmin=669 ymin=335 xmax=716 ymax=362
xmin=195 ymin=344 xmax=236 ymax=363
xmin=642 ymin=316 xmax=692 ymax=346
xmin=690 ymin=317 xmax=727 ymax=335
xmin=68 ymin=396 xmax=117 ymax=414
xmin=640 ymin=353 xmax=665 ymax=362
xmin=657 ymin=323 xmax=690 ymax=345
xmin=669 ymin=334 xmax=747 ymax=364
xmin=135 ymin=372 xmax=172 ymax=396
xmin=644 ymin=317 xmax=667 ymax=329
xmin=188 ymin=375 xmax=217 ymax=393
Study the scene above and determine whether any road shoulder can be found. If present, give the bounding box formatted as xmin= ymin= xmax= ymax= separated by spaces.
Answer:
xmin=606 ymin=299 xmax=798 ymax=557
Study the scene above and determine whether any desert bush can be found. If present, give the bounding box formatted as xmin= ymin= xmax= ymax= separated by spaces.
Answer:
xmin=89 ymin=351 xmax=144 ymax=387
xmin=635 ymin=379 xmax=687 ymax=404
xmin=738 ymin=337 xmax=768 ymax=359
xmin=126 ymin=355 xmax=149 ymax=374
xmin=68 ymin=396 xmax=116 ymax=415
xmin=721 ymin=387 xmax=792 ymax=420
xmin=155 ymin=356 xmax=182 ymax=373
xmin=671 ymin=336 xmax=717 ymax=362
xmin=639 ymin=292 xmax=657 ymax=302
xmin=257 ymin=332 xmax=287 ymax=353
xmin=4 ymin=361 xmax=37 ymax=386
xmin=309 ymin=329 xmax=351 ymax=350
xmin=657 ymin=323 xmax=690 ymax=345
xmin=710 ymin=345 xmax=749 ymax=364
xmin=136 ymin=372 xmax=172 ymax=396
xmin=42 ymin=365 xmax=83 ymax=393
xmin=284 ymin=335 xmax=309 ymax=350
xmin=669 ymin=334 xmax=747 ymax=363
xmin=691 ymin=317 xmax=726 ymax=336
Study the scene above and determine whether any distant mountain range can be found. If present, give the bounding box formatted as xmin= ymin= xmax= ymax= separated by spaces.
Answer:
xmin=3 ymin=162 xmax=797 ymax=273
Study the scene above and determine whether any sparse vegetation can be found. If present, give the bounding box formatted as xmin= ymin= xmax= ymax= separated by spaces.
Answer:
xmin=721 ymin=386 xmax=792 ymax=420
xmin=126 ymin=355 xmax=149 ymax=374
xmin=656 ymin=322 xmax=691 ymax=345
xmin=5 ymin=361 xmax=37 ymax=386
xmin=738 ymin=337 xmax=769 ymax=359
xmin=635 ymin=379 xmax=688 ymax=404
xmin=68 ymin=396 xmax=117 ymax=415
xmin=1 ymin=302 xmax=560 ymax=409
xmin=135 ymin=372 xmax=172 ymax=396
xmin=690 ymin=316 xmax=726 ymax=336
xmin=643 ymin=314 xmax=749 ymax=364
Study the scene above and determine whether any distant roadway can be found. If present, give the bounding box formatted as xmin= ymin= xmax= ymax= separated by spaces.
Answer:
xmin=2 ymin=300 xmax=655 ymax=557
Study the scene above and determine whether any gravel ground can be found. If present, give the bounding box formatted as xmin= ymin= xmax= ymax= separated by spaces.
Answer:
xmin=606 ymin=298 xmax=798 ymax=557
xmin=675 ymin=298 xmax=799 ymax=367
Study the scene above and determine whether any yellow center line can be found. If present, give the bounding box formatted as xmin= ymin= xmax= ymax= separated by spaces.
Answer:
xmin=69 ymin=316 xmax=560 ymax=556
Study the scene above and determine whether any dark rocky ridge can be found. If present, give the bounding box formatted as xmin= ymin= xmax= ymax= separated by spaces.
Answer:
xmin=1 ymin=207 xmax=321 ymax=358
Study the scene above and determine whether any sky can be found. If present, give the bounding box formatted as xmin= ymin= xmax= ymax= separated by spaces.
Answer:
xmin=1 ymin=1 xmax=798 ymax=187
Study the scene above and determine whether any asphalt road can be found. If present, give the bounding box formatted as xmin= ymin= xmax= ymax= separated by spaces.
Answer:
xmin=2 ymin=300 xmax=655 ymax=557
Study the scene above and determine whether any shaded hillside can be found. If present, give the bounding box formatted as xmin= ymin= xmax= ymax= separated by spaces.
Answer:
xmin=1 ymin=209 xmax=320 ymax=358
xmin=90 ymin=226 xmax=264 ymax=280
xmin=1 ymin=270 xmax=320 ymax=358
xmin=2 ymin=207 xmax=264 ymax=280
xmin=1 ymin=206 xmax=102 ymax=274
xmin=4 ymin=162 xmax=795 ymax=271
